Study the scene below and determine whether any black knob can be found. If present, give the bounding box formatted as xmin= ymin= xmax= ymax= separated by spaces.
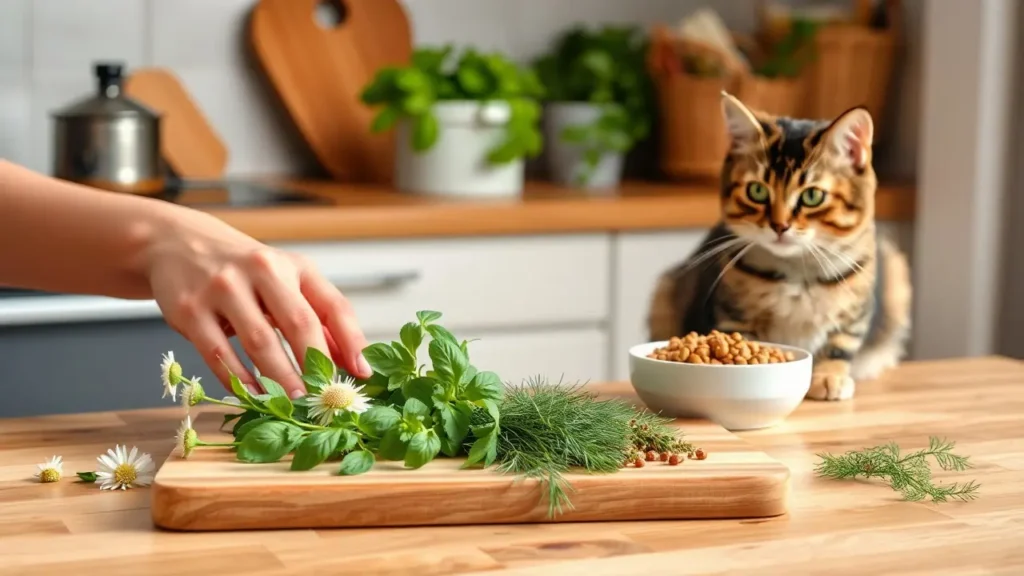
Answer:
xmin=95 ymin=62 xmax=125 ymax=96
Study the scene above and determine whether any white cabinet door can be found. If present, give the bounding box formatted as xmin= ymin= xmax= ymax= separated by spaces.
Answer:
xmin=611 ymin=230 xmax=710 ymax=381
xmin=276 ymin=234 xmax=611 ymax=335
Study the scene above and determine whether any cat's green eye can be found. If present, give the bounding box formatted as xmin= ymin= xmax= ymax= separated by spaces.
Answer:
xmin=746 ymin=182 xmax=770 ymax=204
xmin=800 ymin=187 xmax=827 ymax=207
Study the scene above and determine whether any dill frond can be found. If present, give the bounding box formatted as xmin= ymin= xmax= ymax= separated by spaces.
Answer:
xmin=813 ymin=436 xmax=980 ymax=503
xmin=483 ymin=375 xmax=693 ymax=518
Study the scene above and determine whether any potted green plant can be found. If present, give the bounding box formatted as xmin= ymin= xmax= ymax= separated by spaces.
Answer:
xmin=361 ymin=45 xmax=544 ymax=197
xmin=532 ymin=25 xmax=654 ymax=189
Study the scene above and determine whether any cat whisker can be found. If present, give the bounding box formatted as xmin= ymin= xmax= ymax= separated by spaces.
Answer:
xmin=817 ymin=243 xmax=866 ymax=275
xmin=703 ymin=241 xmax=756 ymax=306
xmin=674 ymin=237 xmax=746 ymax=276
xmin=809 ymin=244 xmax=859 ymax=303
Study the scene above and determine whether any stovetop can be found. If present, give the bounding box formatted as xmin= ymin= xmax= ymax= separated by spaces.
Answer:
xmin=153 ymin=180 xmax=332 ymax=209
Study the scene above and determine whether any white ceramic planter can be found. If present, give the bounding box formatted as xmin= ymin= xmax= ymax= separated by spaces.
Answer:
xmin=395 ymin=101 xmax=524 ymax=198
xmin=544 ymin=101 xmax=625 ymax=190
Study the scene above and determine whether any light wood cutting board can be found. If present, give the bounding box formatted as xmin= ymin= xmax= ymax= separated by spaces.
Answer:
xmin=151 ymin=413 xmax=790 ymax=531
xmin=250 ymin=0 xmax=412 ymax=184
xmin=124 ymin=68 xmax=229 ymax=180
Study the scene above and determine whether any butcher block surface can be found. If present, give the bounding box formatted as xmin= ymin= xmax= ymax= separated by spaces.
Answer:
xmin=150 ymin=415 xmax=790 ymax=531
xmin=3 ymin=357 xmax=1022 ymax=574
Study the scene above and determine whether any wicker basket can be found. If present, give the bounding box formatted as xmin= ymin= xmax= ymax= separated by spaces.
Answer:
xmin=648 ymin=27 xmax=740 ymax=180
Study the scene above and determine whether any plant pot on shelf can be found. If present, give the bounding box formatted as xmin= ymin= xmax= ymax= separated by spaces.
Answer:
xmin=543 ymin=102 xmax=625 ymax=190
xmin=654 ymin=72 xmax=733 ymax=182
xmin=395 ymin=101 xmax=524 ymax=198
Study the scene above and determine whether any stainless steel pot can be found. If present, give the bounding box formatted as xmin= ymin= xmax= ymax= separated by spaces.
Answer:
xmin=52 ymin=62 xmax=165 ymax=194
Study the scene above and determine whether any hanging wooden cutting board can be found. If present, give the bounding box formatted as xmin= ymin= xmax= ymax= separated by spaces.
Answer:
xmin=150 ymin=413 xmax=790 ymax=531
xmin=250 ymin=0 xmax=412 ymax=184
xmin=124 ymin=68 xmax=229 ymax=180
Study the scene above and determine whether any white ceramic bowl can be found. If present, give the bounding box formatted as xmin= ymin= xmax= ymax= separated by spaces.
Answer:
xmin=627 ymin=340 xmax=813 ymax=431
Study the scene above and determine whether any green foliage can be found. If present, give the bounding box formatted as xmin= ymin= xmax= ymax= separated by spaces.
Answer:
xmin=360 ymin=45 xmax=544 ymax=165
xmin=532 ymin=25 xmax=655 ymax=184
xmin=814 ymin=436 xmax=980 ymax=502
xmin=752 ymin=18 xmax=820 ymax=78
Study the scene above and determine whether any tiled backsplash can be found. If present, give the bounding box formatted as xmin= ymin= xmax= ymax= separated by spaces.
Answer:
xmin=0 ymin=0 xmax=920 ymax=179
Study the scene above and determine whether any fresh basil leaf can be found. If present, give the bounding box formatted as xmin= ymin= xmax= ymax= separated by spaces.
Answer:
xmin=258 ymin=376 xmax=288 ymax=399
xmin=411 ymin=112 xmax=439 ymax=151
xmin=301 ymin=373 xmax=330 ymax=395
xmin=357 ymin=372 xmax=389 ymax=398
xmin=465 ymin=371 xmax=504 ymax=402
xmin=234 ymin=414 xmax=271 ymax=440
xmin=337 ymin=428 xmax=359 ymax=453
xmin=387 ymin=389 xmax=406 ymax=407
xmin=291 ymin=429 xmax=345 ymax=471
xmin=357 ymin=405 xmax=402 ymax=438
xmin=370 ymin=105 xmax=401 ymax=133
xmin=470 ymin=422 xmax=495 ymax=438
xmin=403 ymin=398 xmax=430 ymax=420
xmin=482 ymin=398 xmax=501 ymax=427
xmin=403 ymin=376 xmax=438 ymax=407
xmin=362 ymin=342 xmax=405 ymax=376
xmin=416 ymin=310 xmax=442 ymax=325
xmin=388 ymin=373 xmax=411 ymax=392
xmin=400 ymin=322 xmax=424 ymax=355
xmin=232 ymin=410 xmax=262 ymax=436
xmin=230 ymin=373 xmax=253 ymax=403
xmin=303 ymin=347 xmax=336 ymax=381
xmin=461 ymin=364 xmax=478 ymax=387
xmin=253 ymin=393 xmax=272 ymax=405
xmin=266 ymin=396 xmax=294 ymax=421
xmin=405 ymin=429 xmax=441 ymax=469
xmin=463 ymin=430 xmax=497 ymax=468
xmin=393 ymin=340 xmax=416 ymax=370
xmin=438 ymin=403 xmax=470 ymax=453
xmin=236 ymin=421 xmax=305 ymax=463
xmin=428 ymin=338 xmax=468 ymax=391
xmin=76 ymin=471 xmax=97 ymax=483
xmin=379 ymin=427 xmax=408 ymax=460
xmin=339 ymin=450 xmax=375 ymax=476
xmin=425 ymin=324 xmax=458 ymax=345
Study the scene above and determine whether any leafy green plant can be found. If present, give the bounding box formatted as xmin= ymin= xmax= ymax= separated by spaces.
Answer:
xmin=814 ymin=436 xmax=980 ymax=502
xmin=752 ymin=18 xmax=819 ymax=78
xmin=360 ymin=46 xmax=544 ymax=165
xmin=161 ymin=310 xmax=700 ymax=518
xmin=532 ymin=25 xmax=655 ymax=184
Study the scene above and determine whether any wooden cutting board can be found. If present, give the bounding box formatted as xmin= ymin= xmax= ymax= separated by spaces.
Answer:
xmin=150 ymin=413 xmax=790 ymax=531
xmin=123 ymin=68 xmax=229 ymax=180
xmin=250 ymin=0 xmax=412 ymax=184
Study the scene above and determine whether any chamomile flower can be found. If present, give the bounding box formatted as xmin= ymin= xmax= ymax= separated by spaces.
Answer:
xmin=307 ymin=375 xmax=371 ymax=426
xmin=179 ymin=378 xmax=205 ymax=412
xmin=174 ymin=416 xmax=198 ymax=459
xmin=95 ymin=445 xmax=155 ymax=491
xmin=34 ymin=455 xmax=63 ymax=483
xmin=160 ymin=351 xmax=182 ymax=401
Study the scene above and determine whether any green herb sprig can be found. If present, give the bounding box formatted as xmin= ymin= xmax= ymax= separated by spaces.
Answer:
xmin=532 ymin=25 xmax=655 ymax=184
xmin=814 ymin=436 xmax=981 ymax=503
xmin=360 ymin=46 xmax=544 ymax=164
xmin=472 ymin=377 xmax=693 ymax=517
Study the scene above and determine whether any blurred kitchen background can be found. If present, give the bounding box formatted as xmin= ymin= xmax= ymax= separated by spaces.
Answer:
xmin=0 ymin=0 xmax=1018 ymax=417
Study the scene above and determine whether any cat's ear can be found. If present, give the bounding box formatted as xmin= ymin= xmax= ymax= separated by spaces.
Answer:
xmin=720 ymin=91 xmax=766 ymax=153
xmin=822 ymin=106 xmax=874 ymax=172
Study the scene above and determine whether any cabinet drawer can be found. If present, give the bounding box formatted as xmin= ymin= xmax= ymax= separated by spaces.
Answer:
xmin=279 ymin=234 xmax=611 ymax=334
xmin=364 ymin=326 xmax=609 ymax=388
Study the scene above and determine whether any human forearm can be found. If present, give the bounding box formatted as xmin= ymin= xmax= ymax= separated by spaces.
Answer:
xmin=0 ymin=160 xmax=180 ymax=299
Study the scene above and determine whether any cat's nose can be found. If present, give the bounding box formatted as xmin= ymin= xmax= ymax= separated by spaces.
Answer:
xmin=770 ymin=221 xmax=791 ymax=236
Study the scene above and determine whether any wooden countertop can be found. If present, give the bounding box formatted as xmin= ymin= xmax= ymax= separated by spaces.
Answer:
xmin=195 ymin=180 xmax=917 ymax=242
xmin=1 ymin=356 xmax=1019 ymax=574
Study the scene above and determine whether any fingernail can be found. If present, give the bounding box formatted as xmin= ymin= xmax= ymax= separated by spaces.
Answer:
xmin=357 ymin=354 xmax=372 ymax=376
xmin=290 ymin=389 xmax=304 ymax=400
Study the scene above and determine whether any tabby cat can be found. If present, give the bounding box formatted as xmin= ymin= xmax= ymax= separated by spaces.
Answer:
xmin=647 ymin=92 xmax=912 ymax=401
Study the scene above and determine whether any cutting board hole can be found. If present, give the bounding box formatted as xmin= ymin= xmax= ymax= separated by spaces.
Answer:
xmin=313 ymin=0 xmax=348 ymax=29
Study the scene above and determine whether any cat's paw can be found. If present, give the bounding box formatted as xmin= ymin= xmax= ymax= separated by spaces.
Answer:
xmin=806 ymin=372 xmax=855 ymax=401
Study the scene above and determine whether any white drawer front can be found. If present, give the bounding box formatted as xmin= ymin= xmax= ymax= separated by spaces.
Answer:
xmin=277 ymin=235 xmax=611 ymax=334
xmin=363 ymin=326 xmax=609 ymax=388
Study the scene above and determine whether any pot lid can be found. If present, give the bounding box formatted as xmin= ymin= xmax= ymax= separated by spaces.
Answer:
xmin=52 ymin=62 xmax=161 ymax=119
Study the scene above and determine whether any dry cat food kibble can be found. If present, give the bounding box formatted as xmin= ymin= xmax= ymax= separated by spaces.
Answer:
xmin=647 ymin=330 xmax=795 ymax=365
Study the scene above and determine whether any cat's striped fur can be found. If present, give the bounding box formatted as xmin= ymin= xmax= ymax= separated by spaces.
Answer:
xmin=647 ymin=93 xmax=912 ymax=400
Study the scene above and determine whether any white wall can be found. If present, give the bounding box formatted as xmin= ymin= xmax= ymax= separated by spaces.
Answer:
xmin=0 ymin=0 xmax=920 ymax=181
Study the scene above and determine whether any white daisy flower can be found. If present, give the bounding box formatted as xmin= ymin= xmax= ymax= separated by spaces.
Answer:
xmin=174 ymin=416 xmax=198 ymax=459
xmin=307 ymin=375 xmax=371 ymax=426
xmin=95 ymin=445 xmax=155 ymax=491
xmin=160 ymin=351 xmax=182 ymax=401
xmin=34 ymin=455 xmax=63 ymax=483
xmin=179 ymin=378 xmax=205 ymax=412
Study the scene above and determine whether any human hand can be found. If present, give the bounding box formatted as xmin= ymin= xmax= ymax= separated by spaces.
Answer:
xmin=144 ymin=209 xmax=371 ymax=398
